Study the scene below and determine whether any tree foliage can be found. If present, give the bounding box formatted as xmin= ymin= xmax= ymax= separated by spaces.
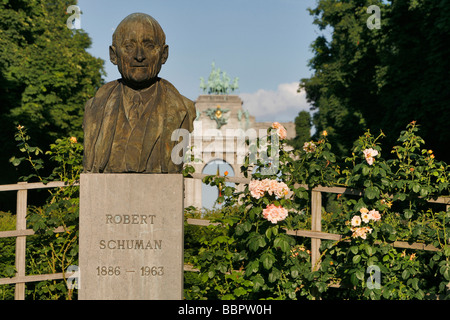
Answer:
xmin=301 ymin=0 xmax=450 ymax=163
xmin=0 ymin=0 xmax=104 ymax=190
xmin=289 ymin=110 xmax=311 ymax=150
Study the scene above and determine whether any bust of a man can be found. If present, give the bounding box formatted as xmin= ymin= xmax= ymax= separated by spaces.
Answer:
xmin=82 ymin=13 xmax=195 ymax=173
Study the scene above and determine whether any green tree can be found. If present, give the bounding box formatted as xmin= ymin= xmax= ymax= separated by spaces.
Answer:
xmin=0 ymin=0 xmax=105 ymax=204
xmin=376 ymin=0 xmax=450 ymax=162
xmin=301 ymin=0 xmax=386 ymax=158
xmin=301 ymin=0 xmax=450 ymax=163
xmin=289 ymin=110 xmax=311 ymax=150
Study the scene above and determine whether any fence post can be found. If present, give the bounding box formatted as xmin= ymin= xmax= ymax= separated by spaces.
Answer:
xmin=311 ymin=190 xmax=322 ymax=271
xmin=14 ymin=182 xmax=27 ymax=300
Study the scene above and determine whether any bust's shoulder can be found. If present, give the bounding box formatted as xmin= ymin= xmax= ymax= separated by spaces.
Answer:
xmin=95 ymin=80 xmax=121 ymax=99
xmin=158 ymin=78 xmax=194 ymax=108
xmin=84 ymin=80 xmax=121 ymax=110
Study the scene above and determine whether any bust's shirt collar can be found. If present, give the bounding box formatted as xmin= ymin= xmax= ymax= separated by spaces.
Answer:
xmin=121 ymin=79 xmax=158 ymax=118
xmin=122 ymin=81 xmax=157 ymax=104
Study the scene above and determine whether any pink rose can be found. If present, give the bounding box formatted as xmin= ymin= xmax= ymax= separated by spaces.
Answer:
xmin=351 ymin=215 xmax=361 ymax=227
xmin=351 ymin=226 xmax=372 ymax=239
xmin=261 ymin=179 xmax=271 ymax=193
xmin=303 ymin=141 xmax=316 ymax=153
xmin=368 ymin=209 xmax=381 ymax=222
xmin=267 ymin=179 xmax=279 ymax=196
xmin=272 ymin=122 xmax=287 ymax=140
xmin=249 ymin=180 xmax=265 ymax=199
xmin=363 ymin=148 xmax=379 ymax=165
xmin=262 ymin=204 xmax=289 ymax=224
xmin=274 ymin=181 xmax=289 ymax=198
xmin=249 ymin=179 xmax=291 ymax=199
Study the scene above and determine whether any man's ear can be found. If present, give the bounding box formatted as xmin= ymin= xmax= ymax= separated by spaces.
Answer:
xmin=109 ymin=45 xmax=118 ymax=65
xmin=161 ymin=44 xmax=169 ymax=65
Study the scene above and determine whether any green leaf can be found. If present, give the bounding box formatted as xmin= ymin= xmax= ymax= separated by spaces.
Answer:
xmin=415 ymin=290 xmax=425 ymax=299
xmin=251 ymin=274 xmax=264 ymax=290
xmin=408 ymin=278 xmax=419 ymax=290
xmin=212 ymin=235 xmax=229 ymax=245
xmin=265 ymin=227 xmax=272 ymax=239
xmin=355 ymin=269 xmax=365 ymax=281
xmin=5 ymin=265 xmax=16 ymax=277
xmin=419 ymin=187 xmax=429 ymax=198
xmin=402 ymin=269 xmax=410 ymax=280
xmin=365 ymin=186 xmax=379 ymax=200
xmin=350 ymin=273 xmax=359 ymax=286
xmin=411 ymin=182 xmax=420 ymax=193
xmin=290 ymin=266 xmax=300 ymax=278
xmin=316 ymin=281 xmax=328 ymax=293
xmin=9 ymin=156 xmax=21 ymax=166
xmin=243 ymin=221 xmax=252 ymax=232
xmin=394 ymin=193 xmax=407 ymax=201
xmin=353 ymin=255 xmax=361 ymax=264
xmin=248 ymin=234 xmax=265 ymax=252
xmin=443 ymin=245 xmax=450 ymax=257
xmin=236 ymin=223 xmax=245 ymax=236
xmin=365 ymin=246 xmax=375 ymax=256
xmin=403 ymin=209 xmax=413 ymax=219
xmin=440 ymin=264 xmax=450 ymax=280
xmin=261 ymin=252 xmax=275 ymax=270
xmin=268 ymin=268 xmax=281 ymax=282
xmin=245 ymin=260 xmax=259 ymax=276
xmin=362 ymin=165 xmax=370 ymax=176
xmin=274 ymin=235 xmax=290 ymax=253
xmin=233 ymin=287 xmax=248 ymax=297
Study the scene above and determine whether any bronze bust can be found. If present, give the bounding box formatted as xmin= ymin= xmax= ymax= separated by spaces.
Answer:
xmin=82 ymin=13 xmax=195 ymax=173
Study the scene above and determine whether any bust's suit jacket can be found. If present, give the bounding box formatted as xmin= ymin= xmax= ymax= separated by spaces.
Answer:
xmin=82 ymin=78 xmax=195 ymax=173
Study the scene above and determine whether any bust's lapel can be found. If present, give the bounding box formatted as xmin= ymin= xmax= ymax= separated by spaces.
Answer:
xmin=161 ymin=95 xmax=186 ymax=171
xmin=139 ymin=82 xmax=164 ymax=172
xmin=140 ymin=80 xmax=187 ymax=172
xmin=83 ymin=80 xmax=120 ymax=172
xmin=92 ymin=82 xmax=122 ymax=172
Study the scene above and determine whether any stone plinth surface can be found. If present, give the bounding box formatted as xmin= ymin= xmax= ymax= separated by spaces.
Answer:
xmin=79 ymin=173 xmax=184 ymax=300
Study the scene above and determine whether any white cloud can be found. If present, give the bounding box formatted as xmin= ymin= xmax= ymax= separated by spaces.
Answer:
xmin=239 ymin=82 xmax=311 ymax=122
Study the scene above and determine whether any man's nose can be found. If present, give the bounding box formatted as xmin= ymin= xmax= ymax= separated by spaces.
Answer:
xmin=134 ymin=45 xmax=146 ymax=62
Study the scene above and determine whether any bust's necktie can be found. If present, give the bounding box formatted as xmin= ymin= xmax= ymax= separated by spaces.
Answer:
xmin=129 ymin=93 xmax=141 ymax=128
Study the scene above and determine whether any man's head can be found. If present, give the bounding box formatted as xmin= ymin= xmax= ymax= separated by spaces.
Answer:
xmin=110 ymin=13 xmax=169 ymax=89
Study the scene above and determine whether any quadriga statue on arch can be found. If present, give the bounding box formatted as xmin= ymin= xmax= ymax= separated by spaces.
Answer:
xmin=82 ymin=13 xmax=196 ymax=173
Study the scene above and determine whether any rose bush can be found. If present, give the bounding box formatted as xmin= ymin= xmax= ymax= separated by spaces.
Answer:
xmin=187 ymin=121 xmax=449 ymax=300
xmin=4 ymin=126 xmax=81 ymax=299
xmin=3 ymin=122 xmax=449 ymax=300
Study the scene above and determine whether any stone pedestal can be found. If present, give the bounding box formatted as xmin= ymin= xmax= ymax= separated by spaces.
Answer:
xmin=79 ymin=173 xmax=184 ymax=300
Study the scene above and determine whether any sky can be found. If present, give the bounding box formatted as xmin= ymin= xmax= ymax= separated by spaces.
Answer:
xmin=76 ymin=0 xmax=323 ymax=123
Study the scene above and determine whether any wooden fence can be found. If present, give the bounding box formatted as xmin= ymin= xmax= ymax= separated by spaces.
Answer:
xmin=0 ymin=174 xmax=449 ymax=299
xmin=187 ymin=173 xmax=450 ymax=271
xmin=0 ymin=181 xmax=78 ymax=299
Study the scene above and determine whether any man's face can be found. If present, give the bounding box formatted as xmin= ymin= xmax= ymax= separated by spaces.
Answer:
xmin=110 ymin=20 xmax=168 ymax=89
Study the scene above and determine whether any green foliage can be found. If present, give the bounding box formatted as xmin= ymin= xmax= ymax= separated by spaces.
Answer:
xmin=186 ymin=122 xmax=449 ymax=300
xmin=288 ymin=111 xmax=311 ymax=150
xmin=0 ymin=0 xmax=105 ymax=189
xmin=2 ymin=123 xmax=449 ymax=300
xmin=302 ymin=0 xmax=450 ymax=163
xmin=3 ymin=126 xmax=82 ymax=299
xmin=0 ymin=211 xmax=16 ymax=299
